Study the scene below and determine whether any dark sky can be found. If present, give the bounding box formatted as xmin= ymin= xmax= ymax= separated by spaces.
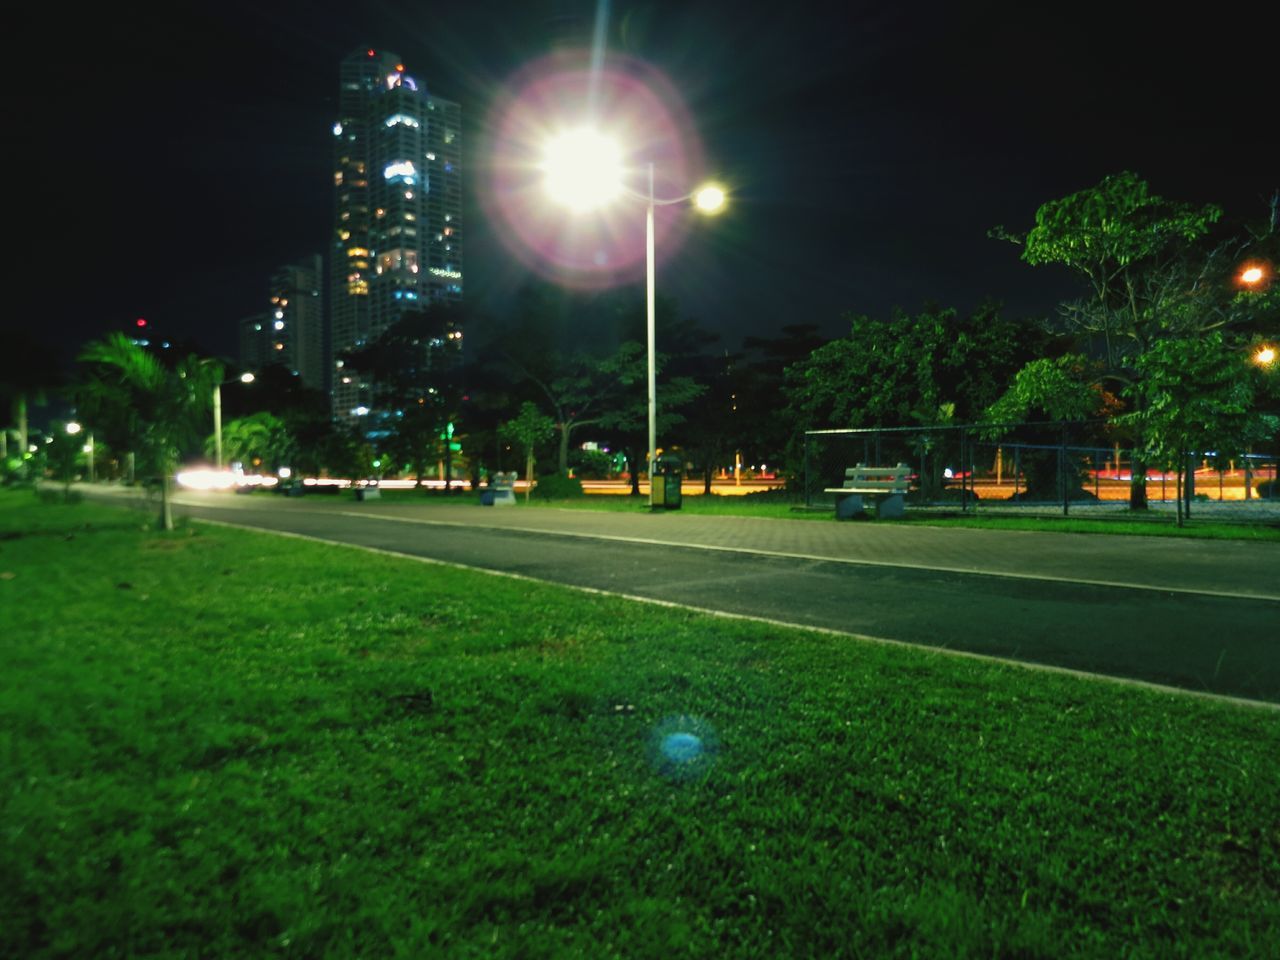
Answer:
xmin=27 ymin=0 xmax=1278 ymax=366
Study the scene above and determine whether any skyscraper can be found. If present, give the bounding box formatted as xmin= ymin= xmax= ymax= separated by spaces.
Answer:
xmin=329 ymin=48 xmax=463 ymax=422
xmin=237 ymin=255 xmax=323 ymax=390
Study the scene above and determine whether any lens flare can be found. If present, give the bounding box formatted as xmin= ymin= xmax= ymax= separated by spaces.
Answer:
xmin=649 ymin=715 xmax=719 ymax=781
xmin=481 ymin=50 xmax=707 ymax=289
xmin=542 ymin=128 xmax=624 ymax=211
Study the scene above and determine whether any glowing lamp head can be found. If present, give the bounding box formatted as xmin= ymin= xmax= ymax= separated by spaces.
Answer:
xmin=1240 ymin=266 xmax=1265 ymax=285
xmin=693 ymin=184 xmax=727 ymax=214
xmin=541 ymin=129 xmax=624 ymax=212
xmin=65 ymin=421 xmax=82 ymax=435
xmin=136 ymin=318 xmax=147 ymax=328
xmin=1255 ymin=346 xmax=1276 ymax=366
xmin=239 ymin=373 xmax=255 ymax=384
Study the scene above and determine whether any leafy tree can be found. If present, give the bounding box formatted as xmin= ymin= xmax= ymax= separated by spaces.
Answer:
xmin=341 ymin=304 xmax=467 ymax=489
xmin=500 ymin=402 xmax=555 ymax=502
xmin=593 ymin=342 xmax=705 ymax=496
xmin=0 ymin=329 xmax=62 ymax=480
xmin=1119 ymin=333 xmax=1278 ymax=525
xmin=206 ymin=412 xmax=293 ymax=473
xmin=785 ymin=303 xmax=1040 ymax=432
xmin=78 ymin=333 xmax=220 ymax=530
xmin=995 ymin=172 xmax=1277 ymax=507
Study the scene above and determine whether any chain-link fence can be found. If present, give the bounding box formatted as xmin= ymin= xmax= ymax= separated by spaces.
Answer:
xmin=802 ymin=421 xmax=1280 ymax=521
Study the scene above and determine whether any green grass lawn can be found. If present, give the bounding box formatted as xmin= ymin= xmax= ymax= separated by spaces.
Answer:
xmin=3 ymin=489 xmax=1278 ymax=958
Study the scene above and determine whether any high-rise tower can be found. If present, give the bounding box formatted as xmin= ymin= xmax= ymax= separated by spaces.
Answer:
xmin=328 ymin=49 xmax=463 ymax=422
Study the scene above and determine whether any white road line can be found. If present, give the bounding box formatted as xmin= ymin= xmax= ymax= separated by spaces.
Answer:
xmin=194 ymin=517 xmax=1279 ymax=713
xmin=327 ymin=510 xmax=1280 ymax=603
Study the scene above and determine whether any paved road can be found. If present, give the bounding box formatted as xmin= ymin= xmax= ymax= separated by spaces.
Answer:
xmin=90 ymin=488 xmax=1280 ymax=704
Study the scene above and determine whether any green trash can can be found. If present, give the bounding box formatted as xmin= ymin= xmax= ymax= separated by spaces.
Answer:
xmin=650 ymin=455 xmax=683 ymax=510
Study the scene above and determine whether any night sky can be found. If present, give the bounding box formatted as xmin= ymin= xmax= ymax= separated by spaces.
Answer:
xmin=28 ymin=0 xmax=1278 ymax=367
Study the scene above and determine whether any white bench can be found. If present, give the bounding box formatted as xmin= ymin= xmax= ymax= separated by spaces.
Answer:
xmin=487 ymin=471 xmax=517 ymax=506
xmin=823 ymin=462 xmax=911 ymax=519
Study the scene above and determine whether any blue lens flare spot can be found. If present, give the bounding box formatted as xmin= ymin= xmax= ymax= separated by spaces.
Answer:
xmin=661 ymin=732 xmax=703 ymax=763
xmin=650 ymin=715 xmax=719 ymax=782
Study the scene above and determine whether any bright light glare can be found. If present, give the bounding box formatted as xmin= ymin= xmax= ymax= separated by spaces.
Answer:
xmin=1240 ymin=266 xmax=1264 ymax=285
xmin=65 ymin=421 xmax=82 ymax=435
xmin=693 ymin=184 xmax=726 ymax=214
xmin=542 ymin=129 xmax=623 ymax=212
xmin=240 ymin=373 xmax=255 ymax=383
xmin=1256 ymin=346 xmax=1276 ymax=365
xmin=176 ymin=469 xmax=238 ymax=491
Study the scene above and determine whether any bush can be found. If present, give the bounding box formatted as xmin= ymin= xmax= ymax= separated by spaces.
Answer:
xmin=532 ymin=472 xmax=583 ymax=500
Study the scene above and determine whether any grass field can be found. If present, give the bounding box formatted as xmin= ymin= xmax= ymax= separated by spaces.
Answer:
xmin=3 ymin=489 xmax=1278 ymax=957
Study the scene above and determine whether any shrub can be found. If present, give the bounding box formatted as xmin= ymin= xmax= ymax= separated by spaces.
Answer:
xmin=532 ymin=472 xmax=583 ymax=500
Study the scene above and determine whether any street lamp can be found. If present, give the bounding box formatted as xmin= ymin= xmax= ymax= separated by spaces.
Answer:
xmin=540 ymin=130 xmax=725 ymax=506
xmin=1255 ymin=345 xmax=1276 ymax=366
xmin=213 ymin=373 xmax=255 ymax=470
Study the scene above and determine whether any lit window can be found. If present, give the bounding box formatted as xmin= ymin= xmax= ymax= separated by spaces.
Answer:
xmin=274 ymin=320 xmax=285 ymax=331
xmin=334 ymin=171 xmax=343 ymax=185
xmin=384 ymin=113 xmax=420 ymax=129
xmin=426 ymin=152 xmax=436 ymax=161
xmin=383 ymin=160 xmax=416 ymax=180
xmin=274 ymin=342 xmax=284 ymax=351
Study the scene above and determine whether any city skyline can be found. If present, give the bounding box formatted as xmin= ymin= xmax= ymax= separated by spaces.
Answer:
xmin=23 ymin=0 xmax=1279 ymax=371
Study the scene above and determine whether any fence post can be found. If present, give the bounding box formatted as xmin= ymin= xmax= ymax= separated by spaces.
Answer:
xmin=1014 ymin=446 xmax=1021 ymax=501
xmin=1061 ymin=421 xmax=1069 ymax=517
xmin=803 ymin=433 xmax=811 ymax=508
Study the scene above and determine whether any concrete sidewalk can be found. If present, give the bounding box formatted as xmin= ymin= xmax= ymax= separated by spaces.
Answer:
xmin=313 ymin=498 xmax=1280 ymax=602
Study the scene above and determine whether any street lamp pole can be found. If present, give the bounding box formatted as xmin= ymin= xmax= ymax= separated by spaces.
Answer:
xmin=213 ymin=382 xmax=224 ymax=471
xmin=646 ymin=161 xmax=658 ymax=504
xmin=214 ymin=373 xmax=255 ymax=470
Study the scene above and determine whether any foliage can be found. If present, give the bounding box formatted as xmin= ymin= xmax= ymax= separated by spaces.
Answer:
xmin=500 ymin=401 xmax=556 ymax=501
xmin=77 ymin=333 xmax=220 ymax=529
xmin=206 ymin=412 xmax=293 ymax=472
xmin=340 ymin=305 xmax=467 ymax=485
xmin=982 ymin=356 xmax=1109 ymax=426
xmin=531 ymin=471 xmax=584 ymax=500
xmin=996 ymin=173 xmax=1278 ymax=507
xmin=785 ymin=303 xmax=1042 ymax=433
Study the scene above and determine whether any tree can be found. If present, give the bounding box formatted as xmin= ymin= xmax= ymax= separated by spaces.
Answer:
xmin=785 ymin=303 xmax=1041 ymax=431
xmin=994 ymin=172 xmax=1276 ymax=507
xmin=500 ymin=402 xmax=555 ymax=502
xmin=0 ymin=330 xmax=62 ymax=481
xmin=206 ymin=412 xmax=293 ymax=473
xmin=340 ymin=304 xmax=467 ymax=489
xmin=1120 ymin=333 xmax=1277 ymax=525
xmin=78 ymin=333 xmax=220 ymax=530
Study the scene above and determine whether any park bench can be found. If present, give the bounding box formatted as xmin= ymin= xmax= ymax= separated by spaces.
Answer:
xmin=824 ymin=462 xmax=912 ymax=519
xmin=353 ymin=481 xmax=381 ymax=501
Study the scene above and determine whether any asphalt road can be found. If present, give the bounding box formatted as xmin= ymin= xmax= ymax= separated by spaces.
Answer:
xmin=91 ymin=489 xmax=1280 ymax=705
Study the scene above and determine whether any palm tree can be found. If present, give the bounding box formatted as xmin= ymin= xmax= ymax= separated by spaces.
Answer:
xmin=78 ymin=333 xmax=221 ymax=530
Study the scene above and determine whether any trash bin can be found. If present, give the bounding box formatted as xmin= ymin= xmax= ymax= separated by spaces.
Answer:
xmin=650 ymin=455 xmax=683 ymax=510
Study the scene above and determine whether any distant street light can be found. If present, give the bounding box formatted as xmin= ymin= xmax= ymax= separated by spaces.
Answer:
xmin=1240 ymin=265 xmax=1265 ymax=285
xmin=65 ymin=421 xmax=82 ymax=435
xmin=541 ymin=131 xmax=726 ymax=505
xmin=1255 ymin=345 xmax=1276 ymax=366
xmin=214 ymin=372 xmax=256 ymax=470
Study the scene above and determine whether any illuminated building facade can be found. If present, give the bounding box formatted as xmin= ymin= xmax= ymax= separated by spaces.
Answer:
xmin=329 ymin=48 xmax=463 ymax=421
xmin=237 ymin=256 xmax=323 ymax=389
